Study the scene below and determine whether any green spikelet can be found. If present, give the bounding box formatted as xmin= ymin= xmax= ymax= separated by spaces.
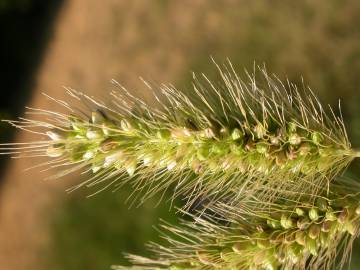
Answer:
xmin=1 ymin=61 xmax=358 ymax=206
xmin=114 ymin=177 xmax=360 ymax=270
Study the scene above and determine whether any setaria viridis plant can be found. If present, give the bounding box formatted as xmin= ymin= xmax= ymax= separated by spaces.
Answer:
xmin=114 ymin=177 xmax=360 ymax=270
xmin=2 ymin=60 xmax=360 ymax=269
xmin=1 ymin=61 xmax=359 ymax=207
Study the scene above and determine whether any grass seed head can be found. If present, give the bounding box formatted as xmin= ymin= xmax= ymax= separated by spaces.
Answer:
xmin=114 ymin=177 xmax=360 ymax=270
xmin=1 ymin=61 xmax=358 ymax=207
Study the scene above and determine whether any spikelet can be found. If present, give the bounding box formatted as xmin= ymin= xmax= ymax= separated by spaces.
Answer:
xmin=114 ymin=177 xmax=360 ymax=270
xmin=1 ymin=61 xmax=357 ymax=206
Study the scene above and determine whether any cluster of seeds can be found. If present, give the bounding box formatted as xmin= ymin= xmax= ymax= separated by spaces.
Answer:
xmin=3 ymin=63 xmax=360 ymax=269
xmin=46 ymin=111 xmax=141 ymax=176
xmin=3 ymin=64 xmax=357 ymax=205
xmin=224 ymin=198 xmax=359 ymax=270
xmin=115 ymin=190 xmax=360 ymax=270
xmin=45 ymin=106 xmax=354 ymax=200
xmin=48 ymin=111 xmax=347 ymax=175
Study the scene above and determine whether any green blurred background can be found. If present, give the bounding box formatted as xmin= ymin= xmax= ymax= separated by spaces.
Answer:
xmin=1 ymin=1 xmax=360 ymax=269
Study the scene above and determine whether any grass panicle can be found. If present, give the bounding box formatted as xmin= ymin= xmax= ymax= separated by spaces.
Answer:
xmin=114 ymin=177 xmax=360 ymax=270
xmin=1 ymin=61 xmax=357 ymax=207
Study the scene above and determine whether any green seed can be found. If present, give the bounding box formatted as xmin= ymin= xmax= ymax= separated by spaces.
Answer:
xmin=316 ymin=197 xmax=328 ymax=211
xmin=311 ymin=131 xmax=323 ymax=145
xmin=231 ymin=128 xmax=243 ymax=140
xmin=287 ymin=122 xmax=297 ymax=133
xmin=295 ymin=208 xmax=305 ymax=216
xmin=309 ymin=208 xmax=319 ymax=221
xmin=256 ymin=143 xmax=269 ymax=154
xmin=280 ymin=215 xmax=294 ymax=229
xmin=325 ymin=210 xmax=337 ymax=221
xmin=212 ymin=143 xmax=228 ymax=155
xmin=288 ymin=133 xmax=301 ymax=145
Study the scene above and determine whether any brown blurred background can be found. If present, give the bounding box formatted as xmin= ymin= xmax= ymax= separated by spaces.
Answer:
xmin=1 ymin=1 xmax=360 ymax=269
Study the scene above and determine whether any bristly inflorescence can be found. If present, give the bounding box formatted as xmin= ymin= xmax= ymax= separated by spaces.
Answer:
xmin=2 ymin=61 xmax=360 ymax=270
xmin=114 ymin=177 xmax=360 ymax=270
xmin=1 ymin=61 xmax=358 ymax=206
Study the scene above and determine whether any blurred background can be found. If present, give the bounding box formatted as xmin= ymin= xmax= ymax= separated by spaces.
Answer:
xmin=1 ymin=1 xmax=360 ymax=269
